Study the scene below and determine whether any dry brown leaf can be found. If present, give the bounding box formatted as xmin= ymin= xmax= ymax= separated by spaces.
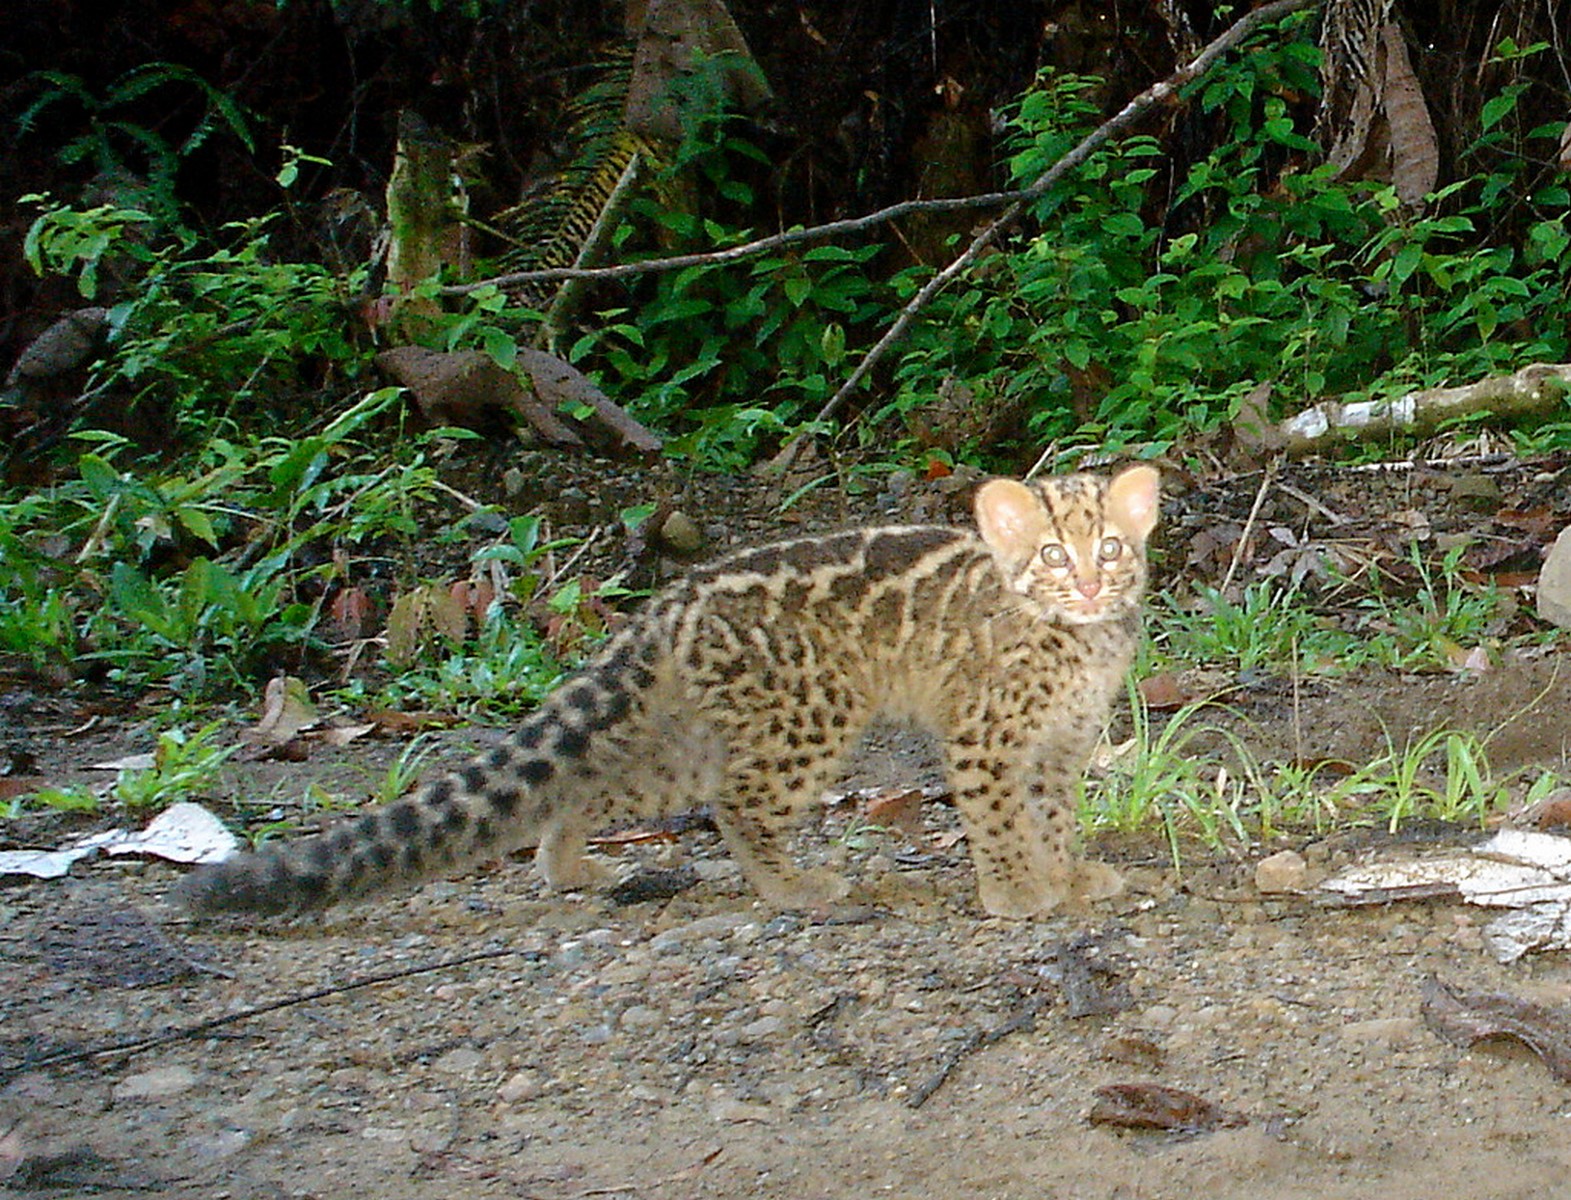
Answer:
xmin=1421 ymin=977 xmax=1571 ymax=1083
xmin=1138 ymin=672 xmax=1194 ymax=712
xmin=1513 ymin=788 xmax=1571 ymax=830
xmin=1088 ymin=1083 xmax=1247 ymax=1132
xmin=863 ymin=788 xmax=927 ymax=838
xmin=317 ymin=722 xmax=378 ymax=748
xmin=429 ymin=584 xmax=469 ymax=645
xmin=1229 ymin=380 xmax=1284 ymax=462
xmin=329 ymin=586 xmax=374 ymax=642
xmin=364 ymin=709 xmax=463 ymax=734
xmin=243 ymin=675 xmax=317 ymax=746
xmin=384 ymin=588 xmax=430 ymax=664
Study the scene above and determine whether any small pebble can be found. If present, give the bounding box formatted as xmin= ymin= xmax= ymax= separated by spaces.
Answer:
xmin=430 ymin=1046 xmax=485 ymax=1075
xmin=1254 ymin=849 xmax=1308 ymax=894
xmin=113 ymin=1066 xmax=198 ymax=1101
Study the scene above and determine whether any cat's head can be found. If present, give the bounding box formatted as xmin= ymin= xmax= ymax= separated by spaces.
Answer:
xmin=973 ymin=464 xmax=1160 ymax=625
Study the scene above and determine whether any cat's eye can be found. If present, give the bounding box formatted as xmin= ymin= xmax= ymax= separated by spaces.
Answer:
xmin=1040 ymin=544 xmax=1069 ymax=569
xmin=1098 ymin=536 xmax=1123 ymax=562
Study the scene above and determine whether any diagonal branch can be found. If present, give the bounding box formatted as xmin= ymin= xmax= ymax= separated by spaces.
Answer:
xmin=799 ymin=0 xmax=1320 ymax=442
xmin=444 ymin=188 xmax=1038 ymax=295
xmin=449 ymin=0 xmax=1315 ymax=301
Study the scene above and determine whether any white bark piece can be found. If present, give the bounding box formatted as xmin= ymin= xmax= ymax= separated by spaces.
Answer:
xmin=0 ymin=802 xmax=238 ymax=879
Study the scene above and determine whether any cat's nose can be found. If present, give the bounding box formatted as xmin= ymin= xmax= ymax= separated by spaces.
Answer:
xmin=1076 ymin=578 xmax=1102 ymax=599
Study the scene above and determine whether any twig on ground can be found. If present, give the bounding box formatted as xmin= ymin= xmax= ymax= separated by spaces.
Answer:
xmin=906 ymin=992 xmax=1046 ymax=1109
xmin=546 ymin=1147 xmax=726 ymax=1200
xmin=1 ymin=946 xmax=525 ymax=1083
xmin=1220 ymin=457 xmax=1280 ymax=595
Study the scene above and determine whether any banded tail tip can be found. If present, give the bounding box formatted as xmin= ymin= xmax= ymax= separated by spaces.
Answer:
xmin=171 ymin=854 xmax=328 ymax=916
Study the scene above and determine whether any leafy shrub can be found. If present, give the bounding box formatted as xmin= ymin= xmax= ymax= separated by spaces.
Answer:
xmin=884 ymin=24 xmax=1571 ymax=459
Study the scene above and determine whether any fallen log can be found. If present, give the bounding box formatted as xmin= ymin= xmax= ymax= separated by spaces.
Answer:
xmin=1274 ymin=362 xmax=1571 ymax=455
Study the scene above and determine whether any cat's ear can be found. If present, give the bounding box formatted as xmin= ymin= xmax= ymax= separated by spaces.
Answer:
xmin=974 ymin=479 xmax=1049 ymax=560
xmin=1107 ymin=465 xmax=1160 ymax=540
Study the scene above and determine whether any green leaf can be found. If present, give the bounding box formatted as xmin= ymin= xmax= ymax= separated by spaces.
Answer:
xmin=174 ymin=505 xmax=218 ymax=547
xmin=1481 ymin=93 xmax=1515 ymax=131
xmin=77 ymin=452 xmax=122 ymax=501
xmin=480 ymin=326 xmax=517 ymax=369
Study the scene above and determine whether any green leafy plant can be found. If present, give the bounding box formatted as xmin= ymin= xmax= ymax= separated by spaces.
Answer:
xmin=22 ymin=192 xmax=370 ymax=436
xmin=882 ymin=24 xmax=1571 ymax=459
xmin=15 ymin=63 xmax=255 ymax=229
xmin=111 ymin=722 xmax=239 ymax=812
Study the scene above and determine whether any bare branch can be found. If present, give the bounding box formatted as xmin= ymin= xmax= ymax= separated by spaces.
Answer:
xmin=444 ymin=188 xmax=1036 ymax=294
xmin=451 ymin=1 xmax=1315 ymax=303
xmin=801 ymin=0 xmax=1321 ymax=440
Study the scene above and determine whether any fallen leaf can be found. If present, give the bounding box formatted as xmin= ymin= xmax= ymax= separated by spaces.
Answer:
xmin=1493 ymin=505 xmax=1561 ymax=537
xmin=1421 ymin=977 xmax=1571 ymax=1083
xmin=1514 ymin=788 xmax=1571 ymax=830
xmin=863 ymin=788 xmax=927 ymax=838
xmin=924 ymin=458 xmax=953 ymax=480
xmin=244 ymin=675 xmax=318 ymax=745
xmin=329 ymin=586 xmax=374 ymax=641
xmin=89 ymin=752 xmax=156 ymax=772
xmin=430 ymin=584 xmax=470 ymax=645
xmin=385 ymin=587 xmax=430 ymax=664
xmin=0 ymin=801 xmax=238 ymax=879
xmin=1138 ymin=672 xmax=1194 ymax=711
xmin=1088 ymin=1083 xmax=1246 ymax=1131
xmin=317 ymin=722 xmax=377 ymax=748
xmin=364 ymin=708 xmax=463 ymax=734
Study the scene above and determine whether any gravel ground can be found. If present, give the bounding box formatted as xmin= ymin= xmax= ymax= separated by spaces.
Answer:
xmin=7 ymin=769 xmax=1571 ymax=1200
xmin=8 ymin=451 xmax=1571 ymax=1197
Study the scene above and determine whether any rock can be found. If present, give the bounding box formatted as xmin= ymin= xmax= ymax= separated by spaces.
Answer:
xmin=1537 ymin=526 xmax=1571 ymax=628
xmin=184 ymin=1128 xmax=253 ymax=1162
xmin=739 ymin=1014 xmax=785 ymax=1040
xmin=497 ymin=1070 xmax=546 ymax=1103
xmin=554 ymin=486 xmax=593 ymax=524
xmin=429 ymin=1046 xmax=485 ymax=1074
xmin=649 ymin=912 xmax=757 ymax=953
xmin=620 ymin=1004 xmax=664 ymax=1030
xmin=6 ymin=307 xmax=108 ymax=385
xmin=113 ymin=1066 xmax=199 ymax=1101
xmin=707 ymin=1095 xmax=775 ymax=1124
xmin=658 ymin=509 xmax=704 ymax=554
xmin=1254 ymin=849 xmax=1308 ymax=894
xmin=1337 ymin=1017 xmax=1421 ymax=1046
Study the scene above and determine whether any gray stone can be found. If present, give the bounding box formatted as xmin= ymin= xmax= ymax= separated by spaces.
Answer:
xmin=112 ymin=1066 xmax=199 ymax=1101
xmin=1254 ymin=849 xmax=1308 ymax=894
xmin=1537 ymin=526 xmax=1571 ymax=629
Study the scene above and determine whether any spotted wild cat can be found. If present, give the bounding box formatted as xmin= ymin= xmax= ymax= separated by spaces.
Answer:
xmin=177 ymin=464 xmax=1159 ymax=920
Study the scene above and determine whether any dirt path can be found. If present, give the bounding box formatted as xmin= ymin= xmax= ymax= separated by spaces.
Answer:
xmin=6 ymin=809 xmax=1571 ymax=1200
xmin=7 ymin=454 xmax=1571 ymax=1197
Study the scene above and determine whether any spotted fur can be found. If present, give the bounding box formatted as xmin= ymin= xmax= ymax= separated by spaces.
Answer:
xmin=175 ymin=465 xmax=1159 ymax=919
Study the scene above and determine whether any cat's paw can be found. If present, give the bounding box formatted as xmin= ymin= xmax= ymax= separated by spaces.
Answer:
xmin=1070 ymin=859 xmax=1124 ymax=902
xmin=542 ymin=854 xmax=615 ymax=892
xmin=756 ymin=866 xmax=853 ymax=910
xmin=977 ymin=875 xmax=1065 ymax=920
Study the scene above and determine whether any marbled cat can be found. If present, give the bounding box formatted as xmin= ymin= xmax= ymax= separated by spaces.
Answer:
xmin=178 ymin=464 xmax=1160 ymax=920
